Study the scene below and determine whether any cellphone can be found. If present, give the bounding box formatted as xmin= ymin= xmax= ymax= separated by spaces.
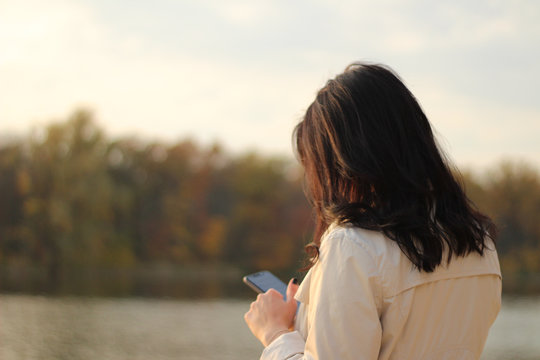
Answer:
xmin=243 ymin=270 xmax=288 ymax=300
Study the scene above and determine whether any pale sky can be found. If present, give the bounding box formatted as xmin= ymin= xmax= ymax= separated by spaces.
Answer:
xmin=1 ymin=0 xmax=539 ymax=169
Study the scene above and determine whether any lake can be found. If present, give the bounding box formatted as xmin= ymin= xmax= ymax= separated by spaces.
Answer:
xmin=0 ymin=294 xmax=538 ymax=360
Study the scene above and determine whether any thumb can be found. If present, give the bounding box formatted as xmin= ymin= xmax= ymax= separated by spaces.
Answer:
xmin=286 ymin=278 xmax=299 ymax=304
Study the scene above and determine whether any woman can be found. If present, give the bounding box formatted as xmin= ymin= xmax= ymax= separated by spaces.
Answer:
xmin=244 ymin=63 xmax=501 ymax=360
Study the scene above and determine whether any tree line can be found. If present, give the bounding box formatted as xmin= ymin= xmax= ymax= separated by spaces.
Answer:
xmin=0 ymin=110 xmax=539 ymax=292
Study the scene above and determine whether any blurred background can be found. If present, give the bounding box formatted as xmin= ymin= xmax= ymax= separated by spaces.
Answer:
xmin=0 ymin=0 xmax=539 ymax=359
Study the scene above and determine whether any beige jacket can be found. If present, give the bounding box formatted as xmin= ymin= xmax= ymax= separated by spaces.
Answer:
xmin=261 ymin=223 xmax=502 ymax=360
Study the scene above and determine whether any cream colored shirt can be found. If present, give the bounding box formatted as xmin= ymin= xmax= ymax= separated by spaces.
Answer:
xmin=261 ymin=223 xmax=502 ymax=360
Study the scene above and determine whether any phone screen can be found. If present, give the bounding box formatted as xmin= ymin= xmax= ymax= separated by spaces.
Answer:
xmin=243 ymin=271 xmax=288 ymax=299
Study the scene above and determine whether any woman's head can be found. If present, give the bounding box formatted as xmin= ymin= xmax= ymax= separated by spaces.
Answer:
xmin=295 ymin=62 xmax=495 ymax=272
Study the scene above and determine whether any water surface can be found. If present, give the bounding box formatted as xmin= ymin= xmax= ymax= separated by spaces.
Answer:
xmin=0 ymin=295 xmax=538 ymax=360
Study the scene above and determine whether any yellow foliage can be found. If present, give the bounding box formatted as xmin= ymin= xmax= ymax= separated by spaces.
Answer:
xmin=199 ymin=217 xmax=227 ymax=260
xmin=16 ymin=170 xmax=31 ymax=195
xmin=23 ymin=199 xmax=41 ymax=216
xmin=103 ymin=245 xmax=136 ymax=267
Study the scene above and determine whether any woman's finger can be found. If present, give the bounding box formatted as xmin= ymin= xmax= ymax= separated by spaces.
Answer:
xmin=286 ymin=277 xmax=299 ymax=304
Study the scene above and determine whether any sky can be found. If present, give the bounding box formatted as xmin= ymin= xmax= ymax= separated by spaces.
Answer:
xmin=1 ymin=0 xmax=539 ymax=170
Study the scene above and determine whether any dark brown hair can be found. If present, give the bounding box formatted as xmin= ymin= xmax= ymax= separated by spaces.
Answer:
xmin=295 ymin=62 xmax=496 ymax=272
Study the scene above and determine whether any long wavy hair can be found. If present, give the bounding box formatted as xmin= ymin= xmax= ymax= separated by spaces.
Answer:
xmin=295 ymin=62 xmax=496 ymax=272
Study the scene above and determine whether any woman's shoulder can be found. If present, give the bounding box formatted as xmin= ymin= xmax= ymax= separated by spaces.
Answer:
xmin=320 ymin=222 xmax=400 ymax=264
xmin=320 ymin=222 xmax=501 ymax=298
xmin=318 ymin=222 xmax=399 ymax=288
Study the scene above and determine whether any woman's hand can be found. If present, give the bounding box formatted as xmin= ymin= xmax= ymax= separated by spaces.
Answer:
xmin=244 ymin=278 xmax=299 ymax=346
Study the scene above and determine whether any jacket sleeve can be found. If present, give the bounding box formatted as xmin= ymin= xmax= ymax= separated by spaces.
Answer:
xmin=261 ymin=229 xmax=383 ymax=360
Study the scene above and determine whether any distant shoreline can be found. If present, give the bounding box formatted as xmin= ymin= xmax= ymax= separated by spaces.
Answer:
xmin=1 ymin=263 xmax=538 ymax=298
